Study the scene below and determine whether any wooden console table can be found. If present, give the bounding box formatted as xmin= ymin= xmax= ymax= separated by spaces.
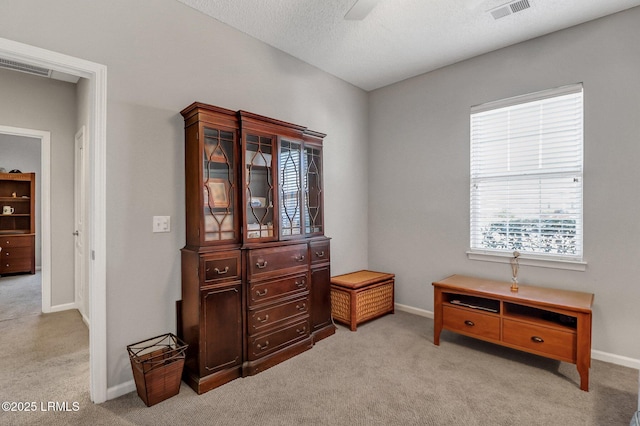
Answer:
xmin=433 ymin=275 xmax=593 ymax=391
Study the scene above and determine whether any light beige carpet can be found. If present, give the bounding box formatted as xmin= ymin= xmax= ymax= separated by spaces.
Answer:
xmin=0 ymin=275 xmax=637 ymax=425
xmin=0 ymin=272 xmax=41 ymax=321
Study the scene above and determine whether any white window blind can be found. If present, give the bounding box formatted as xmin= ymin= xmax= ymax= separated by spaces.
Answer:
xmin=470 ymin=84 xmax=583 ymax=260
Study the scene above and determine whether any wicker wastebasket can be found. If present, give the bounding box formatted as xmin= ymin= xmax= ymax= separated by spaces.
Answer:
xmin=127 ymin=333 xmax=188 ymax=406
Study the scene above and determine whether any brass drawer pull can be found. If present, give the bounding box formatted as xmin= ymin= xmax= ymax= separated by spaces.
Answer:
xmin=295 ymin=279 xmax=305 ymax=288
xmin=315 ymin=251 xmax=325 ymax=258
xmin=531 ymin=336 xmax=544 ymax=343
xmin=464 ymin=320 xmax=475 ymax=327
xmin=257 ymin=340 xmax=269 ymax=350
xmin=296 ymin=303 xmax=307 ymax=311
xmin=294 ymin=254 xmax=305 ymax=262
xmin=256 ymin=260 xmax=268 ymax=269
xmin=257 ymin=314 xmax=269 ymax=323
xmin=256 ymin=289 xmax=268 ymax=297
xmin=296 ymin=326 xmax=307 ymax=335
xmin=214 ymin=266 xmax=229 ymax=275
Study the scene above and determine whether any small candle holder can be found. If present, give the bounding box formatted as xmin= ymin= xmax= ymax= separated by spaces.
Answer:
xmin=510 ymin=277 xmax=518 ymax=292
xmin=510 ymin=251 xmax=520 ymax=292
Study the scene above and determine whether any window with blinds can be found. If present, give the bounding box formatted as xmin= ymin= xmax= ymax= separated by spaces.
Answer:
xmin=470 ymin=84 xmax=583 ymax=260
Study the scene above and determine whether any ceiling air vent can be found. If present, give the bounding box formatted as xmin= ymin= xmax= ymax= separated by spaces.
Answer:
xmin=0 ymin=58 xmax=52 ymax=78
xmin=490 ymin=0 xmax=531 ymax=20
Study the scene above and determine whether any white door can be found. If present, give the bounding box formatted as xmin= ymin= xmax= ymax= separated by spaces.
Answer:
xmin=74 ymin=127 xmax=88 ymax=320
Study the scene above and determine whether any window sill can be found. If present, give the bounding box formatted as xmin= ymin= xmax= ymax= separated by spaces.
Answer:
xmin=466 ymin=251 xmax=587 ymax=272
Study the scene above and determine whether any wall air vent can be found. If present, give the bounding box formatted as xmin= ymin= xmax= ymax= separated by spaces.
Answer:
xmin=490 ymin=6 xmax=511 ymax=19
xmin=0 ymin=58 xmax=51 ymax=78
xmin=490 ymin=0 xmax=531 ymax=20
xmin=0 ymin=58 xmax=78 ymax=83
xmin=510 ymin=0 xmax=530 ymax=13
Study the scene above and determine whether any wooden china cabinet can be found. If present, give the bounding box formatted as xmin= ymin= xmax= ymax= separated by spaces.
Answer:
xmin=180 ymin=102 xmax=334 ymax=394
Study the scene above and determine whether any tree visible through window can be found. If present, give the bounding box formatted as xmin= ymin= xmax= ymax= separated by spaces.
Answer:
xmin=470 ymin=84 xmax=583 ymax=260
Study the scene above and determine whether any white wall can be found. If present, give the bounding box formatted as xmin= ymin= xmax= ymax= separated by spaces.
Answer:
xmin=0 ymin=68 xmax=77 ymax=307
xmin=75 ymin=76 xmax=91 ymax=320
xmin=368 ymin=7 xmax=640 ymax=361
xmin=0 ymin=0 xmax=369 ymax=389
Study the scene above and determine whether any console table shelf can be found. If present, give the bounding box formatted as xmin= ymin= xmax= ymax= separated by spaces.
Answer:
xmin=433 ymin=275 xmax=593 ymax=391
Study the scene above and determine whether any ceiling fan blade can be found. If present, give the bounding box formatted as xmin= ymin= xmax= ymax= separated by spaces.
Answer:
xmin=344 ymin=0 xmax=382 ymax=20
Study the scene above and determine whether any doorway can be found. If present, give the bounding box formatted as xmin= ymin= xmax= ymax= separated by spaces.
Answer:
xmin=0 ymin=37 xmax=107 ymax=403
xmin=0 ymin=128 xmax=51 ymax=312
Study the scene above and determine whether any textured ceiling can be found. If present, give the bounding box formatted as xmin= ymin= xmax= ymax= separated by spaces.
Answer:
xmin=176 ymin=0 xmax=640 ymax=91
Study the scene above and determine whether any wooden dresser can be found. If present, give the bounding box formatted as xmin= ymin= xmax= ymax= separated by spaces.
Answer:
xmin=433 ymin=275 xmax=593 ymax=391
xmin=0 ymin=172 xmax=35 ymax=275
xmin=179 ymin=103 xmax=335 ymax=394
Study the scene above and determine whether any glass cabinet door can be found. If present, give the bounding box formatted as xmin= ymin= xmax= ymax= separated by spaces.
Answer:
xmin=279 ymin=139 xmax=303 ymax=238
xmin=203 ymin=126 xmax=236 ymax=242
xmin=304 ymin=145 xmax=323 ymax=235
xmin=245 ymin=133 xmax=275 ymax=240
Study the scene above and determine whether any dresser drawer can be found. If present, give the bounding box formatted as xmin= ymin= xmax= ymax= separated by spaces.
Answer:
xmin=247 ymin=318 xmax=310 ymax=360
xmin=309 ymin=240 xmax=330 ymax=264
xmin=248 ymin=273 xmax=308 ymax=307
xmin=1 ymin=246 xmax=32 ymax=260
xmin=0 ymin=257 xmax=33 ymax=274
xmin=248 ymin=295 xmax=309 ymax=335
xmin=503 ymin=319 xmax=576 ymax=362
xmin=247 ymin=244 xmax=308 ymax=279
xmin=443 ymin=305 xmax=500 ymax=341
xmin=0 ymin=235 xmax=33 ymax=248
xmin=201 ymin=250 xmax=241 ymax=285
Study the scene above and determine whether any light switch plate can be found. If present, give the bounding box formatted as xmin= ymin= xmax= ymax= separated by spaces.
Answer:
xmin=153 ymin=216 xmax=171 ymax=233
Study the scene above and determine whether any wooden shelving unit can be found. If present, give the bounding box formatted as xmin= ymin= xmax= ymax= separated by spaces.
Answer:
xmin=433 ymin=274 xmax=593 ymax=391
xmin=0 ymin=172 xmax=36 ymax=275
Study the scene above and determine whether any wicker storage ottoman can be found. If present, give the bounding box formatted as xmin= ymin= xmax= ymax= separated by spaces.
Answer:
xmin=330 ymin=270 xmax=395 ymax=331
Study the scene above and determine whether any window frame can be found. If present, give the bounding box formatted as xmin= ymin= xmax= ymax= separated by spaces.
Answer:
xmin=467 ymin=84 xmax=586 ymax=271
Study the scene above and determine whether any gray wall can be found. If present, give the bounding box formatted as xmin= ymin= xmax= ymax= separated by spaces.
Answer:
xmin=0 ymin=68 xmax=77 ymax=306
xmin=0 ymin=0 xmax=369 ymax=389
xmin=0 ymin=133 xmax=41 ymax=267
xmin=3 ymin=0 xmax=636 ymax=393
xmin=368 ymin=7 xmax=640 ymax=360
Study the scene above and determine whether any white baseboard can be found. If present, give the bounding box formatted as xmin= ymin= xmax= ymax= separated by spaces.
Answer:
xmin=48 ymin=302 xmax=78 ymax=313
xmin=81 ymin=312 xmax=90 ymax=328
xmin=107 ymin=379 xmax=136 ymax=401
xmin=592 ymin=349 xmax=640 ymax=370
xmin=395 ymin=303 xmax=433 ymax=319
xmin=394 ymin=303 xmax=640 ymax=371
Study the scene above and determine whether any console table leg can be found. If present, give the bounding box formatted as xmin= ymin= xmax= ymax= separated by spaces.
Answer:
xmin=433 ymin=288 xmax=443 ymax=346
xmin=578 ymin=369 xmax=589 ymax=392
xmin=577 ymin=365 xmax=589 ymax=391
xmin=576 ymin=312 xmax=592 ymax=391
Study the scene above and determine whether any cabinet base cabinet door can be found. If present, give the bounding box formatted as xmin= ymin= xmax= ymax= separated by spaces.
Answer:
xmin=310 ymin=264 xmax=335 ymax=341
xmin=201 ymin=285 xmax=243 ymax=374
xmin=184 ymin=284 xmax=244 ymax=395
